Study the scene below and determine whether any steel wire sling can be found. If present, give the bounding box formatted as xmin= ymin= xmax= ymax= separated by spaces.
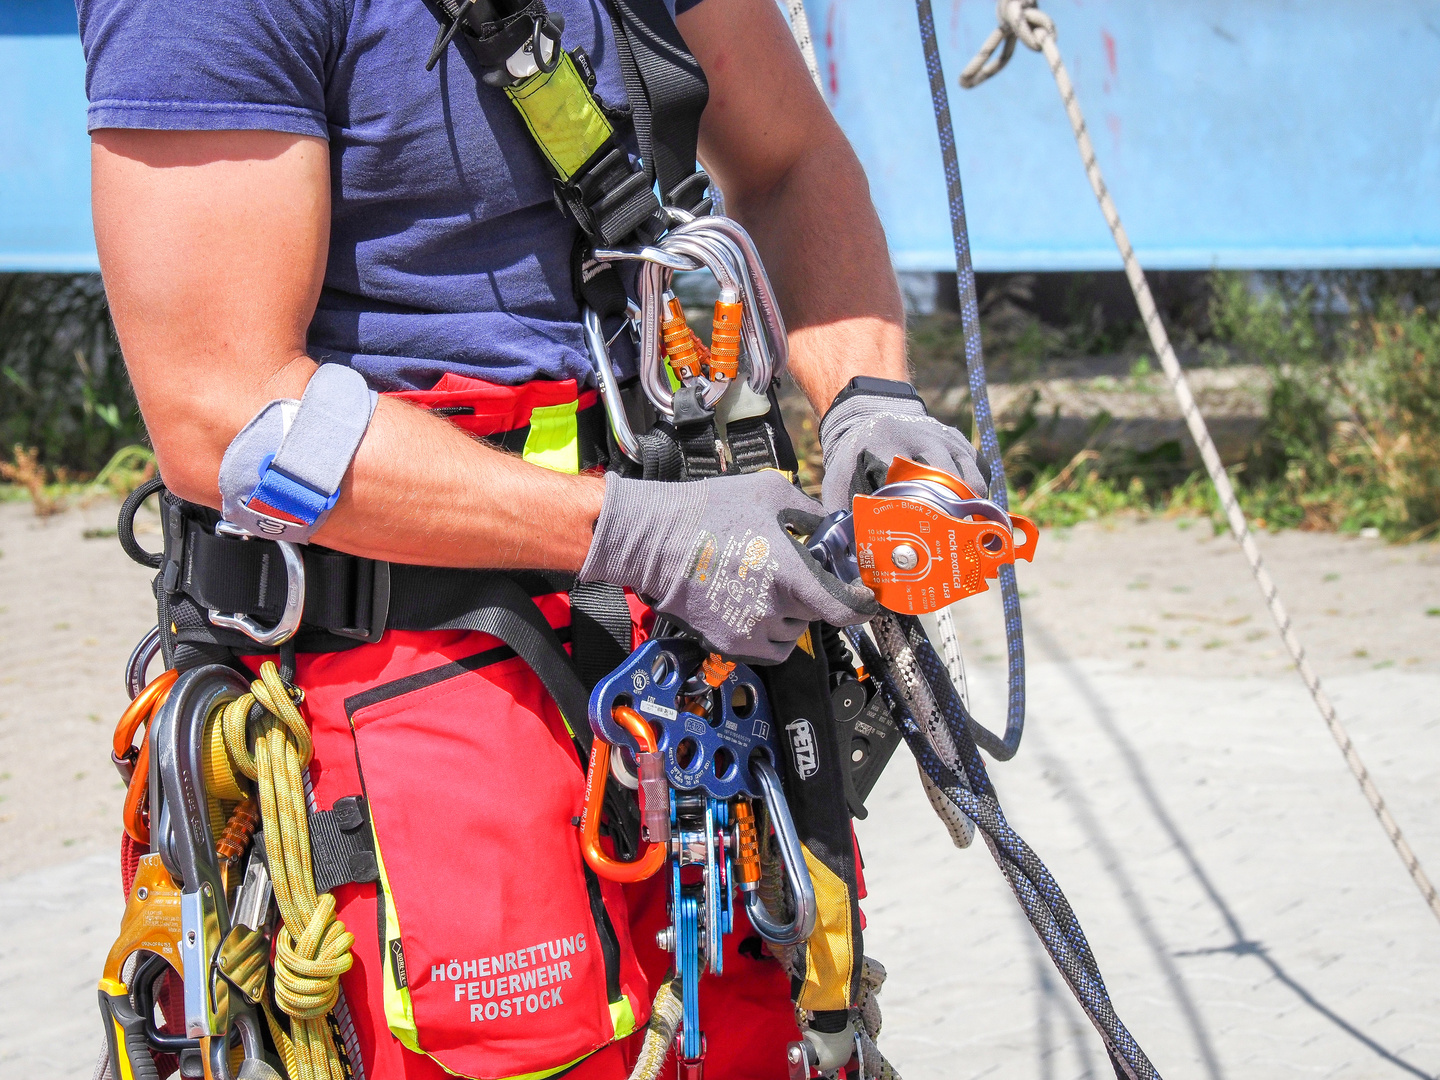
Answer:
xmin=957 ymin=0 xmax=1440 ymax=929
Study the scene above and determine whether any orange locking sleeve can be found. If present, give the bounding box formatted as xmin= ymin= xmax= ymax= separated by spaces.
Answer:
xmin=662 ymin=295 xmax=706 ymax=381
xmin=216 ymin=797 xmax=260 ymax=863
xmin=701 ymin=653 xmax=736 ymax=688
xmin=709 ymin=291 xmax=742 ymax=382
xmin=732 ymin=799 xmax=761 ymax=887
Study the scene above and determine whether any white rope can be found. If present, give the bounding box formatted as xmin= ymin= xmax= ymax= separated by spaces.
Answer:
xmin=872 ymin=616 xmax=977 ymax=848
xmin=960 ymin=0 xmax=1440 ymax=928
xmin=784 ymin=0 xmax=823 ymax=93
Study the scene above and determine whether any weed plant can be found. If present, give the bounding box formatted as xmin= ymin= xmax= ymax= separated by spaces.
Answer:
xmin=906 ymin=270 xmax=1440 ymax=540
xmin=0 ymin=274 xmax=144 ymax=478
xmin=1209 ymin=270 xmax=1440 ymax=539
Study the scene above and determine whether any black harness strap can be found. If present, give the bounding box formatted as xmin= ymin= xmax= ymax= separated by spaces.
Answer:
xmin=410 ymin=572 xmax=597 ymax=755
xmin=309 ymin=796 xmax=380 ymax=894
xmin=568 ymin=581 xmax=634 ymax=691
xmin=602 ymin=0 xmax=710 ymax=210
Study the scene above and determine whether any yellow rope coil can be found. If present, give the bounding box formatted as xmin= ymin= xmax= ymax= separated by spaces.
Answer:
xmin=220 ymin=662 xmax=355 ymax=1080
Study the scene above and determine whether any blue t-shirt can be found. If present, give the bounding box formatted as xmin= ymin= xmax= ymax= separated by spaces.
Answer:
xmin=78 ymin=0 xmax=697 ymax=390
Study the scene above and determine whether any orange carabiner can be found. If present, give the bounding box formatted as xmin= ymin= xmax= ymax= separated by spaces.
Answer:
xmin=117 ymin=668 xmax=179 ymax=845
xmin=113 ymin=667 xmax=179 ymax=764
xmin=579 ymin=706 xmax=668 ymax=883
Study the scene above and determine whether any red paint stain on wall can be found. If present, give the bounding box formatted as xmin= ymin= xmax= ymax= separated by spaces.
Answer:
xmin=1102 ymin=29 xmax=1117 ymax=76
xmin=825 ymin=2 xmax=840 ymax=98
xmin=1105 ymin=112 xmax=1122 ymax=152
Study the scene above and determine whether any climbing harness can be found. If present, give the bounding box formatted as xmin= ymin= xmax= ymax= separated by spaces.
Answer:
xmin=955 ymin=0 xmax=1440 ymax=929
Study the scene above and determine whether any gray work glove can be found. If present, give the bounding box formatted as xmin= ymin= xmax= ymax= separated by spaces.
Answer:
xmin=819 ymin=391 xmax=989 ymax=513
xmin=580 ymin=471 xmax=878 ymax=664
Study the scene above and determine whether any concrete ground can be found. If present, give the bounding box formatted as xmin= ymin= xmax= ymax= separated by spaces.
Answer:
xmin=1 ymin=498 xmax=1437 ymax=1079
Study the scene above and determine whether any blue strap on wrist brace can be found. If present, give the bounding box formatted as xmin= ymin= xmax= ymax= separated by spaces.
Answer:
xmin=218 ymin=364 xmax=378 ymax=543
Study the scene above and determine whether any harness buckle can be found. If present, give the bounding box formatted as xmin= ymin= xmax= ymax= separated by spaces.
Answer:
xmin=331 ymin=559 xmax=391 ymax=644
xmin=206 ymin=521 xmax=306 ymax=646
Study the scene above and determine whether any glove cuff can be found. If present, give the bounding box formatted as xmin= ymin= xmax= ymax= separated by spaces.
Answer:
xmin=579 ymin=473 xmax=707 ymax=594
xmin=819 ymin=392 xmax=929 ymax=451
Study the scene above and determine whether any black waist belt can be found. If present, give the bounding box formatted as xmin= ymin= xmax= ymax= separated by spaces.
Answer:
xmin=158 ymin=395 xmax=615 ymax=651
xmin=164 ymin=496 xmax=567 ymax=641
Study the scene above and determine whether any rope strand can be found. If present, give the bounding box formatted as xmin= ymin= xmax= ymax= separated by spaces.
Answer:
xmin=960 ymin=0 xmax=1440 ymax=929
xmin=222 ymin=662 xmax=355 ymax=1080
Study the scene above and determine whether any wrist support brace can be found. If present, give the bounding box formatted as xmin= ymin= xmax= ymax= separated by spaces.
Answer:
xmin=219 ymin=363 xmax=378 ymax=543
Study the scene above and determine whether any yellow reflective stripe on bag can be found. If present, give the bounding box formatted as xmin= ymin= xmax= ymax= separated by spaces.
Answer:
xmin=506 ymin=52 xmax=614 ymax=182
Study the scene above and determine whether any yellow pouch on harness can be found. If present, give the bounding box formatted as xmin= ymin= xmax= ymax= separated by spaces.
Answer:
xmin=506 ymin=52 xmax=614 ymax=182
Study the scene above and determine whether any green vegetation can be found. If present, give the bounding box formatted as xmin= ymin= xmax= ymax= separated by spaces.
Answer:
xmin=0 ymin=274 xmax=153 ymax=508
xmin=0 ymin=275 xmax=144 ymax=469
xmin=910 ymin=270 xmax=1440 ymax=540
xmin=1202 ymin=271 xmax=1440 ymax=539
xmin=0 ymin=268 xmax=1436 ymax=546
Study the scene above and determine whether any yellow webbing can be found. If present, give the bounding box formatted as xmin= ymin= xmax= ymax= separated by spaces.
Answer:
xmin=796 ymin=847 xmax=854 ymax=1012
xmin=220 ymin=662 xmax=355 ymax=1080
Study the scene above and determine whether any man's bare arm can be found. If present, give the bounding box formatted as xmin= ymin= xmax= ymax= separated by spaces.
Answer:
xmin=679 ymin=0 xmax=908 ymax=414
xmin=93 ymin=129 xmax=602 ymax=570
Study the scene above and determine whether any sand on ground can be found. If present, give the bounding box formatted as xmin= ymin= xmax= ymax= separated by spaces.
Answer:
xmin=1 ymin=498 xmax=1437 ymax=1079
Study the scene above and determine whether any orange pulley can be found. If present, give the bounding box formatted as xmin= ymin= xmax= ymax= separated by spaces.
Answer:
xmin=808 ymin=457 xmax=1038 ymax=616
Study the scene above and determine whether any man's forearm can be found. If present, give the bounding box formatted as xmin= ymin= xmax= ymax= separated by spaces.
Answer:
xmin=321 ymin=394 xmax=605 ymax=572
xmin=213 ymin=359 xmax=605 ymax=572
xmin=717 ymin=136 xmax=908 ymax=414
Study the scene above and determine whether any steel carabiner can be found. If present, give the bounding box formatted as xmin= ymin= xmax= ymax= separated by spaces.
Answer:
xmin=206 ymin=521 xmax=305 ymax=646
xmin=148 ymin=665 xmax=271 ymax=1080
xmin=743 ymin=758 xmax=817 ymax=946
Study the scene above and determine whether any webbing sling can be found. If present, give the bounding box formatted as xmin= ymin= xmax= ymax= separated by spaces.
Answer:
xmin=568 ymin=581 xmax=634 ymax=691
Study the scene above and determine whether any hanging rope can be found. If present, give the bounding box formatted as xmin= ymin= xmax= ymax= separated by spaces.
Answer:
xmin=221 ymin=662 xmax=356 ymax=1080
xmin=785 ymin=0 xmax=822 ymax=92
xmin=957 ymin=0 xmax=1440 ymax=928
xmin=848 ymin=619 xmax=1161 ymax=1080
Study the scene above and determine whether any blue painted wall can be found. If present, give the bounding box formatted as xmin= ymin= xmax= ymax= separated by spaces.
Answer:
xmin=815 ymin=0 xmax=1440 ymax=271
xmin=0 ymin=1 xmax=94 ymax=269
xmin=2 ymin=0 xmax=1438 ymax=271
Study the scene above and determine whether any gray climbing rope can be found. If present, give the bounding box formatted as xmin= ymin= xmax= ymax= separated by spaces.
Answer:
xmin=959 ymin=0 xmax=1440 ymax=928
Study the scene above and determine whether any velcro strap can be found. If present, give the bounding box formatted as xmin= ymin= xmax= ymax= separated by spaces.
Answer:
xmin=254 ymin=364 xmax=377 ymax=526
xmin=309 ymin=796 xmax=380 ymax=894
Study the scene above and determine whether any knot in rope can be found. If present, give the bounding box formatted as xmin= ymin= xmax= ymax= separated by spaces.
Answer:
xmin=273 ymin=892 xmax=355 ymax=1020
xmin=222 ymin=663 xmax=314 ymax=780
xmin=217 ymin=660 xmax=353 ymax=1080
xmin=959 ymin=0 xmax=1056 ymax=89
